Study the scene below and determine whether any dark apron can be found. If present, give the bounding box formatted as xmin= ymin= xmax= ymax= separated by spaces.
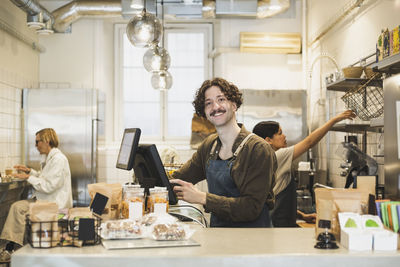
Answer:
xmin=206 ymin=134 xmax=272 ymax=228
xmin=270 ymin=175 xmax=297 ymax=227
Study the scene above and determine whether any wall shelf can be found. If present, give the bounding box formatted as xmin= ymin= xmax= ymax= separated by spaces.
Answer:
xmin=330 ymin=122 xmax=383 ymax=133
xmin=326 ymin=78 xmax=382 ymax=92
xmin=371 ymin=53 xmax=400 ymax=74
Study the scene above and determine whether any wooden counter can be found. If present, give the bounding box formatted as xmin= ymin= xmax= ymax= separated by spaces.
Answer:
xmin=11 ymin=228 xmax=400 ymax=267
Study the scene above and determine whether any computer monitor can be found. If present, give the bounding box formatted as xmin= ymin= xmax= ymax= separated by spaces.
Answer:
xmin=116 ymin=128 xmax=141 ymax=170
xmin=133 ymin=144 xmax=178 ymax=205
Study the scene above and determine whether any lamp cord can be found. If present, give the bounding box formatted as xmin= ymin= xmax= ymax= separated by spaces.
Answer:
xmin=161 ymin=0 xmax=165 ymax=48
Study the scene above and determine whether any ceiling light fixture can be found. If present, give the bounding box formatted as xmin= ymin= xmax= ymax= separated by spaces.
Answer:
xmin=147 ymin=0 xmax=173 ymax=90
xmin=126 ymin=0 xmax=162 ymax=48
xmin=143 ymin=46 xmax=171 ymax=73
xmin=151 ymin=70 xmax=173 ymax=91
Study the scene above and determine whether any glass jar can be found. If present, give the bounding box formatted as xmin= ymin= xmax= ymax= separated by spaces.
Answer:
xmin=149 ymin=187 xmax=169 ymax=214
xmin=121 ymin=185 xmax=145 ymax=220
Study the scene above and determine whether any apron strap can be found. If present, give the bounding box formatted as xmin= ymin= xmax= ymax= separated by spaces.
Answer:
xmin=210 ymin=139 xmax=218 ymax=156
xmin=233 ymin=133 xmax=254 ymax=157
xmin=210 ymin=133 xmax=255 ymax=160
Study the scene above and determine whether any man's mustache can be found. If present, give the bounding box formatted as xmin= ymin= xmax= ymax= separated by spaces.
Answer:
xmin=210 ymin=109 xmax=226 ymax=117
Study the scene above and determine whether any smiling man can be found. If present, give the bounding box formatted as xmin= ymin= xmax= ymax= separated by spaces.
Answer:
xmin=170 ymin=78 xmax=277 ymax=227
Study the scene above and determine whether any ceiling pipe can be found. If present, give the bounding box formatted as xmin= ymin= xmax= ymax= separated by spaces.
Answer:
xmin=52 ymin=0 xmax=122 ymax=33
xmin=10 ymin=0 xmax=54 ymax=26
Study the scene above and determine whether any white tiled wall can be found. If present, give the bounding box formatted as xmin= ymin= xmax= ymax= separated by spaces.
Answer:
xmin=0 ymin=72 xmax=23 ymax=175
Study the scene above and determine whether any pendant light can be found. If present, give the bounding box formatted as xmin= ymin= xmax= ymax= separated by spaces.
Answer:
xmin=143 ymin=46 xmax=171 ymax=73
xmin=148 ymin=0 xmax=173 ymax=90
xmin=151 ymin=70 xmax=173 ymax=91
xmin=126 ymin=0 xmax=162 ymax=48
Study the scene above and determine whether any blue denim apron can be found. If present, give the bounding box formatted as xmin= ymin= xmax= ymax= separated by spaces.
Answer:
xmin=206 ymin=134 xmax=272 ymax=227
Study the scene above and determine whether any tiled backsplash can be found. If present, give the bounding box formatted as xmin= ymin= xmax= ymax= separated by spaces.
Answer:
xmin=0 ymin=80 xmax=22 ymax=175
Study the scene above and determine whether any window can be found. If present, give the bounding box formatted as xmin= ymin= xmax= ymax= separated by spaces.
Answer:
xmin=115 ymin=23 xmax=212 ymax=143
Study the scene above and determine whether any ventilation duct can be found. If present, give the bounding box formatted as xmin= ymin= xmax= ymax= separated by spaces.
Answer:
xmin=10 ymin=0 xmax=54 ymax=33
xmin=52 ymin=0 xmax=122 ymax=33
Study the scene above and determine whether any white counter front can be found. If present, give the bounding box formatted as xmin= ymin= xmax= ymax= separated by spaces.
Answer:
xmin=11 ymin=228 xmax=400 ymax=267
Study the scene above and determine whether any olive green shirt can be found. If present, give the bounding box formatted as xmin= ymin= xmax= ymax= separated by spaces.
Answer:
xmin=172 ymin=125 xmax=277 ymax=223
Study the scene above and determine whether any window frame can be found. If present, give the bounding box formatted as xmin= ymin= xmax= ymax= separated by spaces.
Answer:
xmin=114 ymin=22 xmax=213 ymax=144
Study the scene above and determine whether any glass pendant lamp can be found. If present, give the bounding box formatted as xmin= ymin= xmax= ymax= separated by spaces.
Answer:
xmin=126 ymin=9 xmax=162 ymax=48
xmin=151 ymin=70 xmax=173 ymax=91
xmin=143 ymin=45 xmax=171 ymax=73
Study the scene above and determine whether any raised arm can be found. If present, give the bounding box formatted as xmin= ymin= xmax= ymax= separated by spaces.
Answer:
xmin=293 ymin=110 xmax=356 ymax=160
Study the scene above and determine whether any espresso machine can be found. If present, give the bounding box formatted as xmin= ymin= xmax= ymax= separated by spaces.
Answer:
xmin=337 ymin=141 xmax=378 ymax=188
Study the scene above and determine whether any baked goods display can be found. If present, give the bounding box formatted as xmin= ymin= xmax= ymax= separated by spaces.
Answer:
xmin=152 ymin=223 xmax=186 ymax=241
xmin=101 ymin=219 xmax=142 ymax=239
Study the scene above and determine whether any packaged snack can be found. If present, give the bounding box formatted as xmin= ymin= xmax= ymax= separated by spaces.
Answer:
xmin=101 ymin=219 xmax=142 ymax=239
xmin=149 ymin=187 xmax=169 ymax=214
xmin=145 ymin=213 xmax=195 ymax=241
xmin=121 ymin=185 xmax=145 ymax=219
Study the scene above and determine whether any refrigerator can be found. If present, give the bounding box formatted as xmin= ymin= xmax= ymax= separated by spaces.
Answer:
xmin=22 ymin=88 xmax=105 ymax=206
xmin=384 ymin=74 xmax=400 ymax=199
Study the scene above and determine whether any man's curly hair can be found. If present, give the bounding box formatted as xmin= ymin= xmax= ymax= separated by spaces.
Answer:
xmin=192 ymin=78 xmax=243 ymax=118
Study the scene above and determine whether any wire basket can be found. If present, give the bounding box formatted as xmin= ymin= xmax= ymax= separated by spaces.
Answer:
xmin=26 ymin=214 xmax=101 ymax=248
xmin=341 ymin=74 xmax=383 ymax=121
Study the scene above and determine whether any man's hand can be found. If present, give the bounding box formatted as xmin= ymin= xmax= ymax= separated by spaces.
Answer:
xmin=169 ymin=179 xmax=206 ymax=205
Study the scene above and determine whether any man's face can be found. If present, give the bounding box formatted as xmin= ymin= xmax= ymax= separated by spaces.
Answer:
xmin=268 ymin=127 xmax=287 ymax=150
xmin=204 ymin=86 xmax=237 ymax=127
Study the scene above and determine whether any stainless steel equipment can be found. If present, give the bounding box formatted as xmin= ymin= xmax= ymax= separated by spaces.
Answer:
xmin=22 ymin=88 xmax=105 ymax=206
xmin=336 ymin=142 xmax=378 ymax=188
xmin=384 ymin=74 xmax=400 ymax=199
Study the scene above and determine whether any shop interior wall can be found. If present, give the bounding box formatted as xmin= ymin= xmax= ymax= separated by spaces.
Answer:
xmin=37 ymin=2 xmax=304 ymax=184
xmin=306 ymin=0 xmax=399 ymax=188
xmin=0 ymin=1 xmax=39 ymax=174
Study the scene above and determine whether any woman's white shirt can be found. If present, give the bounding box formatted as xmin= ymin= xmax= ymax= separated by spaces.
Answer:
xmin=28 ymin=148 xmax=73 ymax=209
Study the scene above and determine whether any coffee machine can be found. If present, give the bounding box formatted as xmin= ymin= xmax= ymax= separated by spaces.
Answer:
xmin=337 ymin=141 xmax=378 ymax=188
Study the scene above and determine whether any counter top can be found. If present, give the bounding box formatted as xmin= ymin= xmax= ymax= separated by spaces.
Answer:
xmin=11 ymin=228 xmax=400 ymax=267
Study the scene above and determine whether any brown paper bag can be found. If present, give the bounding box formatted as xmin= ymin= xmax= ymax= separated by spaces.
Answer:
xmin=315 ymin=188 xmax=368 ymax=240
xmin=88 ymin=183 xmax=122 ymax=220
xmin=29 ymin=201 xmax=59 ymax=248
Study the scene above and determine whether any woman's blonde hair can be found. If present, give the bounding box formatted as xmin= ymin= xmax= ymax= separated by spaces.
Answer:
xmin=36 ymin=128 xmax=59 ymax=148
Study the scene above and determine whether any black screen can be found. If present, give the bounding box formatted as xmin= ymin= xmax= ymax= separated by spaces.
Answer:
xmin=133 ymin=144 xmax=178 ymax=205
xmin=116 ymin=128 xmax=141 ymax=170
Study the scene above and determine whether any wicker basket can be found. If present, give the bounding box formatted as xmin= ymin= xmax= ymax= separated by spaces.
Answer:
xmin=341 ymin=77 xmax=384 ymax=121
xmin=342 ymin=66 xmax=363 ymax=78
